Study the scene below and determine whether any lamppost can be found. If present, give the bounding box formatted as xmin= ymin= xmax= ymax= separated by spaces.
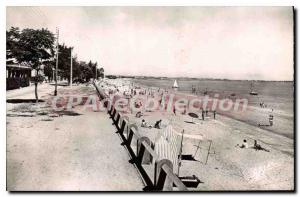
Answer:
xmin=70 ymin=47 xmax=73 ymax=87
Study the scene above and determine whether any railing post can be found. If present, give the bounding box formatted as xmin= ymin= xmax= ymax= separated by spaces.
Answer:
xmin=105 ymin=99 xmax=112 ymax=111
xmin=118 ymin=116 xmax=129 ymax=135
xmin=126 ymin=129 xmax=134 ymax=147
xmin=154 ymin=159 xmax=173 ymax=191
xmin=108 ymin=106 xmax=112 ymax=115
xmin=126 ymin=124 xmax=139 ymax=155
xmin=107 ymin=104 xmax=113 ymax=115
xmin=114 ymin=111 xmax=120 ymax=124
xmin=137 ymin=136 xmax=151 ymax=165
xmin=112 ymin=110 xmax=116 ymax=121
xmin=103 ymin=99 xmax=109 ymax=108
xmin=111 ymin=107 xmax=116 ymax=118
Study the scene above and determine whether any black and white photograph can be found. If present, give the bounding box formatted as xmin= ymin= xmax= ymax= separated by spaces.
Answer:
xmin=4 ymin=5 xmax=295 ymax=192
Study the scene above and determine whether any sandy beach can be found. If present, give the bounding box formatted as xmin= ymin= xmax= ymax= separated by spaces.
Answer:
xmin=98 ymin=77 xmax=294 ymax=190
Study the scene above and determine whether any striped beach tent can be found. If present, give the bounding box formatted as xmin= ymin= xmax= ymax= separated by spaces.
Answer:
xmin=154 ymin=125 xmax=181 ymax=172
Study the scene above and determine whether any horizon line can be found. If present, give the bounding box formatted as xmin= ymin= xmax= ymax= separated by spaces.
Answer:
xmin=104 ymin=74 xmax=294 ymax=82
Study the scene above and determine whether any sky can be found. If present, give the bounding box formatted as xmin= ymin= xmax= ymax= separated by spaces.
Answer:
xmin=6 ymin=6 xmax=294 ymax=81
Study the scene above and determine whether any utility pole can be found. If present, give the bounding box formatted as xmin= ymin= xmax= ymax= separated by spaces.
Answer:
xmin=70 ymin=47 xmax=73 ymax=87
xmin=95 ymin=64 xmax=97 ymax=80
xmin=54 ymin=27 xmax=59 ymax=96
xmin=52 ymin=68 xmax=54 ymax=82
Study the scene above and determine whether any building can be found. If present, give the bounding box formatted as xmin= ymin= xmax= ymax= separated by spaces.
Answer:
xmin=6 ymin=62 xmax=32 ymax=90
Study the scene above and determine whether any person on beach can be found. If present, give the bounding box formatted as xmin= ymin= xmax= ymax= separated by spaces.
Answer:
xmin=182 ymin=106 xmax=187 ymax=115
xmin=154 ymin=119 xmax=162 ymax=129
xmin=136 ymin=111 xmax=143 ymax=118
xmin=253 ymin=140 xmax=270 ymax=152
xmin=192 ymin=86 xmax=196 ymax=94
xmin=240 ymin=139 xmax=248 ymax=148
xmin=135 ymin=101 xmax=143 ymax=108
xmin=260 ymin=102 xmax=266 ymax=108
xmin=269 ymin=114 xmax=274 ymax=126
xmin=268 ymin=108 xmax=274 ymax=126
xmin=236 ymin=139 xmax=248 ymax=148
xmin=213 ymin=110 xmax=216 ymax=119
xmin=202 ymin=110 xmax=205 ymax=120
xmin=141 ymin=119 xmax=152 ymax=128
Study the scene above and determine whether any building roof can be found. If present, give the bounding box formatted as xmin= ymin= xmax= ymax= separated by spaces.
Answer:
xmin=7 ymin=63 xmax=32 ymax=70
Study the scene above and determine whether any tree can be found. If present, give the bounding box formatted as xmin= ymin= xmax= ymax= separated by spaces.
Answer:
xmin=82 ymin=61 xmax=93 ymax=82
xmin=57 ymin=44 xmax=73 ymax=84
xmin=6 ymin=27 xmax=21 ymax=63
xmin=71 ymin=56 xmax=81 ymax=82
xmin=99 ymin=67 xmax=104 ymax=78
xmin=43 ymin=61 xmax=54 ymax=82
xmin=12 ymin=28 xmax=55 ymax=102
xmin=94 ymin=62 xmax=98 ymax=79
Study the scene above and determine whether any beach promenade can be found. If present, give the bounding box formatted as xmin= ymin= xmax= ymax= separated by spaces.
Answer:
xmin=7 ymin=84 xmax=144 ymax=191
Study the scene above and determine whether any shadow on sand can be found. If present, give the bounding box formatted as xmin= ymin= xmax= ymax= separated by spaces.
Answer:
xmin=7 ymin=99 xmax=45 ymax=103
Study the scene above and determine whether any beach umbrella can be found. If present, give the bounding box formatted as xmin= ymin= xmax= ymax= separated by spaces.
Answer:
xmin=188 ymin=112 xmax=199 ymax=123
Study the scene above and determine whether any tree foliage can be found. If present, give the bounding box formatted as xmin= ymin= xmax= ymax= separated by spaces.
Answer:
xmin=10 ymin=28 xmax=55 ymax=70
xmin=6 ymin=26 xmax=105 ymax=85
xmin=6 ymin=27 xmax=21 ymax=62
xmin=6 ymin=27 xmax=56 ymax=102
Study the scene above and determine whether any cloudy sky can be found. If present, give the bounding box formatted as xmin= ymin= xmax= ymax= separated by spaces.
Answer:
xmin=6 ymin=6 xmax=293 ymax=80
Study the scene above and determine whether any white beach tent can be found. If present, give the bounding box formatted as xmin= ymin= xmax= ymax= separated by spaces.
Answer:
xmin=154 ymin=125 xmax=205 ymax=173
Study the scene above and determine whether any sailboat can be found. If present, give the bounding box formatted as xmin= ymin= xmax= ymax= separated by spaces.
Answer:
xmin=249 ymin=82 xmax=258 ymax=95
xmin=172 ymin=79 xmax=179 ymax=91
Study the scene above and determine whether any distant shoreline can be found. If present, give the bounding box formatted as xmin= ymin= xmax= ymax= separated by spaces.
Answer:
xmin=105 ymin=75 xmax=293 ymax=83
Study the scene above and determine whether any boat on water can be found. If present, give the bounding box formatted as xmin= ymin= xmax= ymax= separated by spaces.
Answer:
xmin=203 ymin=88 xmax=208 ymax=95
xmin=249 ymin=82 xmax=258 ymax=95
xmin=172 ymin=79 xmax=179 ymax=90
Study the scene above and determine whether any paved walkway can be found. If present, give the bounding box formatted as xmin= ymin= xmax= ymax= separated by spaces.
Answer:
xmin=7 ymin=86 xmax=144 ymax=191
xmin=7 ymin=83 xmax=50 ymax=99
xmin=6 ymin=82 xmax=69 ymax=99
